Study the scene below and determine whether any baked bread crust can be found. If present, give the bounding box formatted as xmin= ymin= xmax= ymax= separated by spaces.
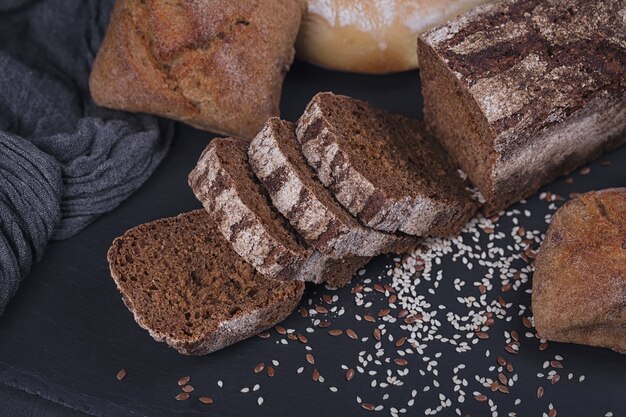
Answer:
xmin=532 ymin=189 xmax=626 ymax=354
xmin=296 ymin=92 xmax=477 ymax=236
xmin=249 ymin=118 xmax=418 ymax=257
xmin=189 ymin=137 xmax=368 ymax=286
xmin=89 ymin=0 xmax=303 ymax=139
xmin=419 ymin=0 xmax=626 ymax=214
xmin=296 ymin=0 xmax=486 ymax=74
xmin=107 ymin=210 xmax=304 ymax=355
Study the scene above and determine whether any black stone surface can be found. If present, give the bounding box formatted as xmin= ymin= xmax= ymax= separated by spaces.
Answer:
xmin=0 ymin=61 xmax=625 ymax=417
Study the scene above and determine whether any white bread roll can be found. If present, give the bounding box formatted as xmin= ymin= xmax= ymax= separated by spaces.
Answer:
xmin=296 ymin=0 xmax=488 ymax=74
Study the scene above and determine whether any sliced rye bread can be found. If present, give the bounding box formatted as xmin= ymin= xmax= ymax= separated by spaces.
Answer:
xmin=189 ymin=137 xmax=369 ymax=287
xmin=249 ymin=118 xmax=418 ymax=257
xmin=296 ymin=92 xmax=478 ymax=236
xmin=107 ymin=210 xmax=304 ymax=355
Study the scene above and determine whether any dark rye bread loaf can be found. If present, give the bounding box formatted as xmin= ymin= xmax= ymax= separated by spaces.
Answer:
xmin=419 ymin=0 xmax=626 ymax=215
xmin=532 ymin=189 xmax=626 ymax=354
xmin=249 ymin=118 xmax=418 ymax=257
xmin=189 ymin=137 xmax=369 ymax=287
xmin=107 ymin=210 xmax=304 ymax=355
xmin=296 ymin=92 xmax=478 ymax=236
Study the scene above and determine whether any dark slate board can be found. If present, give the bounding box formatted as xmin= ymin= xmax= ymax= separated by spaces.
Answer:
xmin=0 ymin=62 xmax=625 ymax=417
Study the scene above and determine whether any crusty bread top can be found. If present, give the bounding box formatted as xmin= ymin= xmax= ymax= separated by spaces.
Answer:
xmin=420 ymin=0 xmax=626 ymax=155
xmin=107 ymin=210 xmax=304 ymax=355
xmin=89 ymin=0 xmax=303 ymax=139
xmin=533 ymin=188 xmax=626 ymax=346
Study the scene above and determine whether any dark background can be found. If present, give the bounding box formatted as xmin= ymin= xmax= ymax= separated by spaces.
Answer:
xmin=0 ymin=61 xmax=624 ymax=417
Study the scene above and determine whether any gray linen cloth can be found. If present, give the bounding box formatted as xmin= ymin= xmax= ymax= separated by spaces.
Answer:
xmin=0 ymin=0 xmax=174 ymax=313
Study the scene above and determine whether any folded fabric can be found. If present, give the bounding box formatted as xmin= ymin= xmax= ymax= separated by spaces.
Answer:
xmin=0 ymin=0 xmax=174 ymax=313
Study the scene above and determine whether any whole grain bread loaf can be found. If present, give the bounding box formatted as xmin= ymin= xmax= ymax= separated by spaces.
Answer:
xmin=249 ymin=118 xmax=418 ymax=257
xmin=296 ymin=92 xmax=478 ymax=236
xmin=107 ymin=210 xmax=304 ymax=355
xmin=532 ymin=189 xmax=626 ymax=354
xmin=419 ymin=0 xmax=626 ymax=215
xmin=89 ymin=0 xmax=303 ymax=139
xmin=189 ymin=137 xmax=368 ymax=287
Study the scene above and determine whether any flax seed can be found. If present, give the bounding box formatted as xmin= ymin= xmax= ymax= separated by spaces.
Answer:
xmin=346 ymin=329 xmax=358 ymax=340
xmin=116 ymin=369 xmax=127 ymax=381
xmin=328 ymin=329 xmax=343 ymax=336
xmin=199 ymin=396 xmax=213 ymax=404
xmin=306 ymin=353 xmax=315 ymax=364
xmin=346 ymin=368 xmax=355 ymax=381
xmin=175 ymin=393 xmax=190 ymax=401
xmin=254 ymin=363 xmax=265 ymax=373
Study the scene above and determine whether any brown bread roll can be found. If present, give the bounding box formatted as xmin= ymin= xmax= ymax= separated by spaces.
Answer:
xmin=533 ymin=189 xmax=626 ymax=354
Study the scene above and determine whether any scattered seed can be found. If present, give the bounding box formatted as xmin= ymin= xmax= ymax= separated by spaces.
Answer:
xmin=475 ymin=395 xmax=488 ymax=402
xmin=267 ymin=366 xmax=275 ymax=377
xmin=497 ymin=356 xmax=506 ymax=366
xmin=364 ymin=314 xmax=376 ymax=322
xmin=258 ymin=397 xmax=264 ymax=406
xmin=199 ymin=396 xmax=213 ymax=404
xmin=394 ymin=358 xmax=408 ymax=366
xmin=537 ymin=387 xmax=544 ymax=398
xmin=346 ymin=368 xmax=355 ymax=381
xmin=275 ymin=325 xmax=286 ymax=335
xmin=373 ymin=328 xmax=382 ymax=341
xmin=395 ymin=338 xmax=406 ymax=348
xmin=346 ymin=329 xmax=358 ymax=340
xmin=318 ymin=321 xmax=331 ymax=328
xmin=548 ymin=409 xmax=557 ymax=417
xmin=182 ymin=385 xmax=194 ymax=393
xmin=257 ymin=332 xmax=270 ymax=339
xmin=550 ymin=360 xmax=563 ymax=369
xmin=362 ymin=403 xmax=376 ymax=411
xmin=328 ymin=329 xmax=343 ymax=336
xmin=175 ymin=393 xmax=189 ymax=401
xmin=254 ymin=363 xmax=265 ymax=373
xmin=312 ymin=369 xmax=320 ymax=382
xmin=306 ymin=354 xmax=315 ymax=364
xmin=116 ymin=369 xmax=127 ymax=381
xmin=316 ymin=306 xmax=329 ymax=314
xmin=476 ymin=332 xmax=489 ymax=339
xmin=378 ymin=308 xmax=390 ymax=317
xmin=298 ymin=334 xmax=308 ymax=344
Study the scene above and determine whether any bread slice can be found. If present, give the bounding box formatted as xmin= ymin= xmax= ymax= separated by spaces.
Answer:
xmin=107 ymin=210 xmax=304 ymax=355
xmin=296 ymin=92 xmax=478 ymax=236
xmin=532 ymin=189 xmax=626 ymax=354
xmin=189 ymin=137 xmax=369 ymax=286
xmin=249 ymin=118 xmax=418 ymax=257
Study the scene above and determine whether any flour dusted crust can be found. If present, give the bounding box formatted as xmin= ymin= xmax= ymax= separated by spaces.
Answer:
xmin=189 ymin=137 xmax=368 ymax=286
xmin=419 ymin=0 xmax=626 ymax=214
xmin=532 ymin=189 xmax=626 ymax=354
xmin=296 ymin=92 xmax=477 ymax=236
xmin=107 ymin=210 xmax=304 ymax=355
xmin=249 ymin=118 xmax=418 ymax=257
xmin=89 ymin=0 xmax=303 ymax=139
xmin=296 ymin=0 xmax=487 ymax=74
